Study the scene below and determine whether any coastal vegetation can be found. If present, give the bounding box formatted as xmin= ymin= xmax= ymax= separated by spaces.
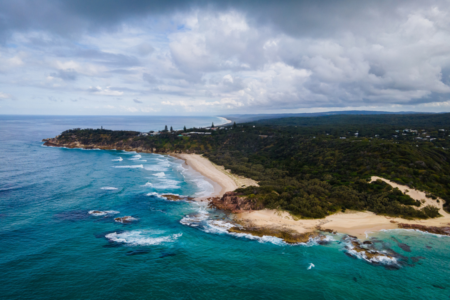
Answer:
xmin=48 ymin=113 xmax=450 ymax=219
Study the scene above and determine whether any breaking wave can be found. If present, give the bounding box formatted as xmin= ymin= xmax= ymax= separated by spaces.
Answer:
xmin=112 ymin=157 xmax=123 ymax=161
xmin=101 ymin=187 xmax=118 ymax=190
xmin=128 ymin=154 xmax=142 ymax=160
xmin=89 ymin=210 xmax=120 ymax=216
xmin=113 ymin=165 xmax=143 ymax=168
xmin=105 ymin=231 xmax=182 ymax=246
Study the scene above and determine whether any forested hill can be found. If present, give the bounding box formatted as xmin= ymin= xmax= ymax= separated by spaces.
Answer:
xmin=253 ymin=113 xmax=449 ymax=128
xmin=44 ymin=113 xmax=450 ymax=219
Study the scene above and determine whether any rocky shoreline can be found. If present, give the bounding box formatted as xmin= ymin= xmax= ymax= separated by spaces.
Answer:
xmin=44 ymin=137 xmax=450 ymax=243
xmin=42 ymin=137 xmax=184 ymax=154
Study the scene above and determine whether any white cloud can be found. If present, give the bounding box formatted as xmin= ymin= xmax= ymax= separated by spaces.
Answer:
xmin=1 ymin=2 xmax=450 ymax=114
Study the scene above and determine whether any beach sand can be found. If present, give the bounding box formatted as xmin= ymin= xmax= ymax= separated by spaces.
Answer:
xmin=238 ymin=176 xmax=450 ymax=238
xmin=170 ymin=153 xmax=258 ymax=201
xmin=169 ymin=154 xmax=450 ymax=238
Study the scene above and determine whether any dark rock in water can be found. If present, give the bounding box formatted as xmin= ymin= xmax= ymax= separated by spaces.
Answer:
xmin=348 ymin=235 xmax=358 ymax=239
xmin=126 ymin=250 xmax=149 ymax=256
xmin=426 ymin=245 xmax=432 ymax=249
xmin=432 ymin=284 xmax=445 ymax=290
xmin=344 ymin=235 xmax=398 ymax=266
xmin=391 ymin=237 xmax=411 ymax=252
xmin=384 ymin=264 xmax=401 ymax=271
xmin=353 ymin=277 xmax=357 ymax=282
xmin=114 ymin=216 xmax=137 ymax=223
xmin=411 ymin=256 xmax=426 ymax=263
xmin=94 ymin=230 xmax=125 ymax=238
xmin=362 ymin=241 xmax=372 ymax=245
xmin=159 ymin=253 xmax=176 ymax=258
xmin=54 ymin=210 xmax=89 ymax=221
xmin=318 ymin=228 xmax=337 ymax=234
xmin=103 ymin=243 xmax=121 ymax=248
xmin=161 ymin=194 xmax=183 ymax=201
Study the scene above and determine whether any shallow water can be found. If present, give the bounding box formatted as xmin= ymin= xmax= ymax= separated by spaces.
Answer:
xmin=1 ymin=116 xmax=450 ymax=299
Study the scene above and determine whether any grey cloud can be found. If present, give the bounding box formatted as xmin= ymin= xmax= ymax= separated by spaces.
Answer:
xmin=52 ymin=68 xmax=77 ymax=81
xmin=133 ymin=99 xmax=142 ymax=103
xmin=143 ymin=73 xmax=158 ymax=84
xmin=1 ymin=0 xmax=450 ymax=114
xmin=137 ymin=43 xmax=155 ymax=56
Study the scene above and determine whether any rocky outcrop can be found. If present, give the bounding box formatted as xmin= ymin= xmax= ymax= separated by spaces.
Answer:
xmin=397 ymin=223 xmax=450 ymax=235
xmin=161 ymin=194 xmax=194 ymax=201
xmin=344 ymin=235 xmax=397 ymax=265
xmin=228 ymin=226 xmax=323 ymax=244
xmin=114 ymin=216 xmax=137 ymax=223
xmin=209 ymin=192 xmax=264 ymax=212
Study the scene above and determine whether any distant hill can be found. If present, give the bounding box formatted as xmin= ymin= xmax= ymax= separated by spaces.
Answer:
xmin=251 ymin=113 xmax=450 ymax=128
xmin=224 ymin=110 xmax=434 ymax=124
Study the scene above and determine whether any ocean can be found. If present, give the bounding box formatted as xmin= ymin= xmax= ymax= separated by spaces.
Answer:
xmin=1 ymin=115 xmax=450 ymax=299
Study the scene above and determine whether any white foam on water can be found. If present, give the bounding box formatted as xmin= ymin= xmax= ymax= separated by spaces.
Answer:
xmin=152 ymin=178 xmax=180 ymax=189
xmin=101 ymin=187 xmax=118 ymax=190
xmin=105 ymin=231 xmax=182 ymax=246
xmin=147 ymin=192 xmax=184 ymax=200
xmin=179 ymin=204 xmax=287 ymax=246
xmin=113 ymin=165 xmax=143 ymax=168
xmin=380 ymin=228 xmax=450 ymax=238
xmin=89 ymin=210 xmax=120 ymax=216
xmin=112 ymin=157 xmax=123 ymax=161
xmin=153 ymin=172 xmax=165 ymax=177
xmin=180 ymin=209 xmax=210 ymax=227
xmin=144 ymin=164 xmax=169 ymax=171
xmin=191 ymin=178 xmax=214 ymax=197
xmin=307 ymin=263 xmax=315 ymax=270
xmin=128 ymin=154 xmax=142 ymax=160
xmin=344 ymin=239 xmax=399 ymax=266
xmin=143 ymin=182 xmax=153 ymax=187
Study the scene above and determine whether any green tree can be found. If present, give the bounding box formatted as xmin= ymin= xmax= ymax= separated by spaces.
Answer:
xmin=233 ymin=122 xmax=237 ymax=129
xmin=212 ymin=122 xmax=214 ymax=128
xmin=184 ymin=126 xmax=187 ymax=132
xmin=170 ymin=126 xmax=173 ymax=132
xmin=164 ymin=125 xmax=168 ymax=132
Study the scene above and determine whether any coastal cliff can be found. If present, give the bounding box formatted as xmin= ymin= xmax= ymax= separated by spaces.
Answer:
xmin=43 ymin=136 xmax=182 ymax=154
xmin=209 ymin=191 xmax=264 ymax=212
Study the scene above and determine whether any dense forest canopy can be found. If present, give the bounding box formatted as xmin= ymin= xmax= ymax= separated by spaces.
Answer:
xmin=55 ymin=113 xmax=450 ymax=219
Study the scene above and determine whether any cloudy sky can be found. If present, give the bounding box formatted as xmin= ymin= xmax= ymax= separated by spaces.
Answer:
xmin=1 ymin=0 xmax=450 ymax=115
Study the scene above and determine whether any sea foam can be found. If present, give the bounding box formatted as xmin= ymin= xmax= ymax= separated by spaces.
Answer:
xmin=105 ymin=231 xmax=182 ymax=246
xmin=113 ymin=165 xmax=143 ymax=168
xmin=101 ymin=187 xmax=118 ymax=190
xmin=89 ymin=210 xmax=120 ymax=216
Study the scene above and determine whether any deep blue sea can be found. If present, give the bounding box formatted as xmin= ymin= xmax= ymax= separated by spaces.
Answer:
xmin=1 ymin=115 xmax=450 ymax=299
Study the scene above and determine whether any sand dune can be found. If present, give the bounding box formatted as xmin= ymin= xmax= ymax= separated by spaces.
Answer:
xmin=237 ymin=176 xmax=450 ymax=238
xmin=170 ymin=154 xmax=450 ymax=238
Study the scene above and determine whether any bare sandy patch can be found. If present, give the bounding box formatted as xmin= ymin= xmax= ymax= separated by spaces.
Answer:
xmin=237 ymin=177 xmax=450 ymax=239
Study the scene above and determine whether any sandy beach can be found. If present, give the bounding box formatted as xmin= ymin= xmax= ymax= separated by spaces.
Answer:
xmin=170 ymin=153 xmax=258 ymax=200
xmin=168 ymin=154 xmax=449 ymax=238
xmin=237 ymin=176 xmax=450 ymax=238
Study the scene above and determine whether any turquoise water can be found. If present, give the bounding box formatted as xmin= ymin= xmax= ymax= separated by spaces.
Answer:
xmin=1 ymin=116 xmax=450 ymax=299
